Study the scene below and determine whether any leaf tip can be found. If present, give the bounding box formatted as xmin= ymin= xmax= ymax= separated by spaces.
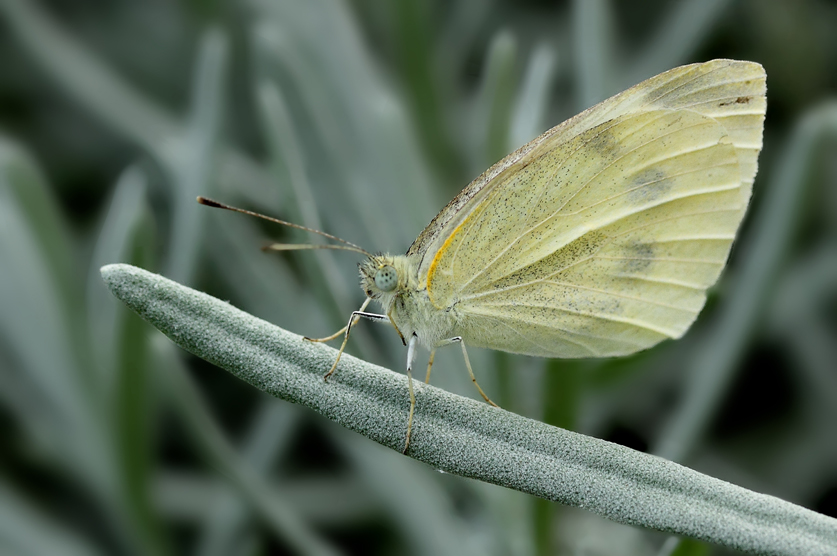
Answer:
xmin=100 ymin=263 xmax=142 ymax=293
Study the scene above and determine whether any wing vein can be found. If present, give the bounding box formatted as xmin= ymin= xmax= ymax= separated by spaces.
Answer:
xmin=474 ymin=313 xmax=599 ymax=355
xmin=594 ymin=255 xmax=723 ymax=264
xmin=541 ymin=280 xmax=695 ymax=311
xmin=643 ymin=66 xmax=726 ymax=105
xmin=464 ymin=276 xmax=693 ymax=311
xmin=676 ymin=93 xmax=764 ymax=107
xmin=561 ymin=161 xmax=739 ymax=216
xmin=561 ymin=182 xmax=741 ymax=217
xmin=474 ymin=302 xmax=676 ymax=337
xmin=612 ymin=207 xmax=741 ymax=238
xmin=652 ymin=235 xmax=736 ymax=241
xmin=615 ymin=273 xmax=706 ymax=290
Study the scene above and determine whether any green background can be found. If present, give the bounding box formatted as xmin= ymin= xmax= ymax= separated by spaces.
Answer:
xmin=0 ymin=0 xmax=835 ymax=554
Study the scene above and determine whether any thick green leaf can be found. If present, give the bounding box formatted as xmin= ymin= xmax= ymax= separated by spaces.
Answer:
xmin=102 ymin=263 xmax=837 ymax=556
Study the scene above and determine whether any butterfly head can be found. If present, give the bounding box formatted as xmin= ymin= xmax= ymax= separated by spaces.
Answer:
xmin=359 ymin=254 xmax=413 ymax=302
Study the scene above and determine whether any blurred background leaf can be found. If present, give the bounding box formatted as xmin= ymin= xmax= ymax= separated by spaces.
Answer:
xmin=0 ymin=0 xmax=835 ymax=555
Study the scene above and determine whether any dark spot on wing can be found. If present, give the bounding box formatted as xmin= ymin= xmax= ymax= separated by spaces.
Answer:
xmin=586 ymin=124 xmax=622 ymax=160
xmin=718 ymin=96 xmax=751 ymax=107
xmin=622 ymin=242 xmax=655 ymax=272
xmin=627 ymin=168 xmax=669 ymax=203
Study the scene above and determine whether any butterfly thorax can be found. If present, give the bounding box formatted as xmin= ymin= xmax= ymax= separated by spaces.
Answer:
xmin=359 ymin=254 xmax=456 ymax=349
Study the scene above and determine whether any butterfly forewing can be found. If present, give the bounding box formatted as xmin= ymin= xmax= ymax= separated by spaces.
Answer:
xmin=409 ymin=60 xmax=765 ymax=272
xmin=417 ymin=60 xmax=765 ymax=358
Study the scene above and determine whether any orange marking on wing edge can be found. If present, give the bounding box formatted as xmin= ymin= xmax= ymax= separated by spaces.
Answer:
xmin=426 ymin=215 xmax=474 ymax=309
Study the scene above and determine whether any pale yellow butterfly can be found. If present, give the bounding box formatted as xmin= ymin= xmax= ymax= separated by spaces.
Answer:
xmin=200 ymin=59 xmax=766 ymax=453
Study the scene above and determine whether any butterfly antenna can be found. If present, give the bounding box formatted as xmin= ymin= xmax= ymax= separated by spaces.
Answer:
xmin=197 ymin=196 xmax=371 ymax=256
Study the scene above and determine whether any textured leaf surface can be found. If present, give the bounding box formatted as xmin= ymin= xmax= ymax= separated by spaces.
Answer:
xmin=102 ymin=264 xmax=837 ymax=556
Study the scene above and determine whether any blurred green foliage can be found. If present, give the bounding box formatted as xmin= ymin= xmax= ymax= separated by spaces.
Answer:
xmin=0 ymin=0 xmax=835 ymax=555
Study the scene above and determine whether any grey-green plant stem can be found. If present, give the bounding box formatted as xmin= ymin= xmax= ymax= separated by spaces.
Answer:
xmin=102 ymin=263 xmax=837 ymax=556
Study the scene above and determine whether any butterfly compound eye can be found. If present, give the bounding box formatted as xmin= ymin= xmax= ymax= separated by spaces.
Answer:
xmin=374 ymin=265 xmax=398 ymax=292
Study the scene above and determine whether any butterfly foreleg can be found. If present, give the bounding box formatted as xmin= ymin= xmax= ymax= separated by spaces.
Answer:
xmin=403 ymin=334 xmax=419 ymax=454
xmin=323 ymin=304 xmax=389 ymax=381
xmin=424 ymin=348 xmax=437 ymax=384
xmin=305 ymin=298 xmax=372 ymax=343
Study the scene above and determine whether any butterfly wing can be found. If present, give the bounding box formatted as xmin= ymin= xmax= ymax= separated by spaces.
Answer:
xmin=414 ymin=59 xmax=765 ymax=358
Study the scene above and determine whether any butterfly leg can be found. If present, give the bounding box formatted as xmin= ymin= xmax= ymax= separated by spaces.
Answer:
xmin=305 ymin=298 xmax=372 ymax=343
xmin=451 ymin=337 xmax=499 ymax=407
xmin=323 ymin=307 xmax=389 ymax=381
xmin=424 ymin=348 xmax=437 ymax=384
xmin=403 ymin=334 xmax=419 ymax=454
